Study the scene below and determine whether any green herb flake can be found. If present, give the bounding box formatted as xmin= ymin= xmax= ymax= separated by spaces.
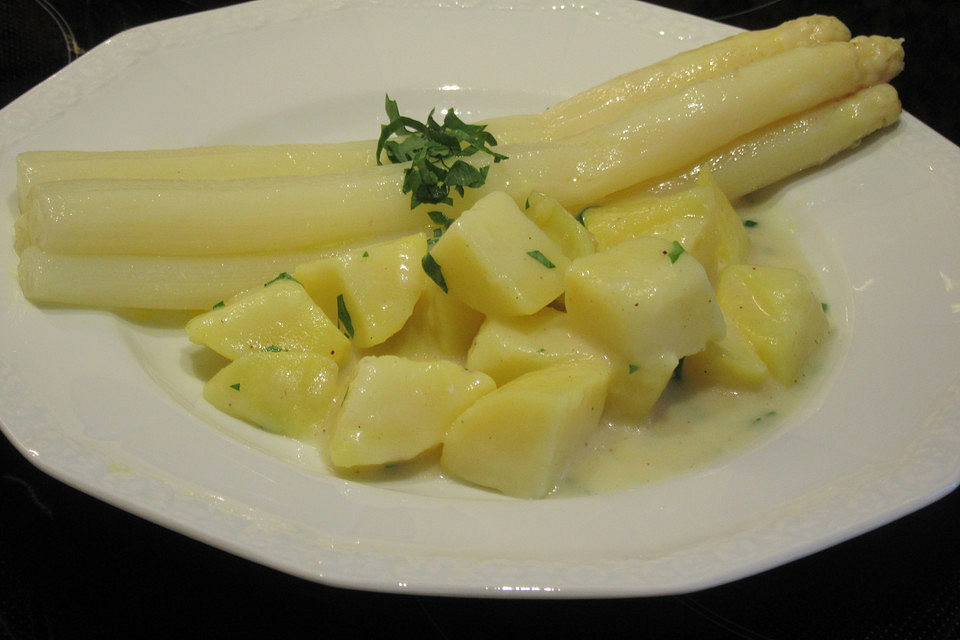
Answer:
xmin=264 ymin=272 xmax=301 ymax=287
xmin=628 ymin=364 xmax=639 ymax=375
xmin=336 ymin=294 xmax=355 ymax=339
xmin=524 ymin=197 xmax=531 ymax=209
xmin=427 ymin=209 xmax=454 ymax=229
xmin=376 ymin=95 xmax=507 ymax=209
xmin=752 ymin=410 xmax=777 ymax=425
xmin=212 ymin=300 xmax=225 ymax=309
xmin=526 ymin=250 xmax=556 ymax=269
xmin=229 ymin=383 xmax=241 ymax=391
xmin=743 ymin=219 xmax=758 ymax=228
xmin=362 ymin=251 xmax=369 ymax=258
xmin=264 ymin=344 xmax=283 ymax=352
xmin=821 ymin=302 xmax=829 ymax=312
xmin=421 ymin=253 xmax=448 ymax=293
xmin=576 ymin=206 xmax=595 ymax=226
xmin=537 ymin=348 xmax=546 ymax=354
xmin=666 ymin=241 xmax=685 ymax=264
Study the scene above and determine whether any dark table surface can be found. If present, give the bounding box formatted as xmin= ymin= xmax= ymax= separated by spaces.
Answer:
xmin=2 ymin=1 xmax=959 ymax=638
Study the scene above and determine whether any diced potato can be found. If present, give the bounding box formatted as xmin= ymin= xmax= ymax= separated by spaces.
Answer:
xmin=583 ymin=171 xmax=748 ymax=281
xmin=441 ymin=362 xmax=610 ymax=498
xmin=605 ymin=354 xmax=678 ymax=422
xmin=717 ymin=264 xmax=829 ymax=384
xmin=186 ymin=277 xmax=350 ymax=364
xmin=294 ymin=233 xmax=427 ymax=348
xmin=466 ymin=307 xmax=607 ymax=385
xmin=685 ymin=322 xmax=770 ymax=389
xmin=368 ymin=279 xmax=484 ymax=363
xmin=523 ymin=191 xmax=596 ymax=260
xmin=428 ymin=191 xmax=570 ymax=316
xmin=204 ymin=352 xmax=339 ymax=437
xmin=565 ymin=237 xmax=725 ymax=365
xmin=698 ymin=170 xmax=749 ymax=268
xmin=328 ymin=356 xmax=495 ymax=468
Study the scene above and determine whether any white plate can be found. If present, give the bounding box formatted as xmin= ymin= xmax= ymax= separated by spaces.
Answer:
xmin=2 ymin=0 xmax=959 ymax=597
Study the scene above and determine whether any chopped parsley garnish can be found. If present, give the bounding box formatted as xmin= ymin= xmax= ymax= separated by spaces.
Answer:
xmin=743 ymin=219 xmax=758 ymax=228
xmin=821 ymin=302 xmax=829 ymax=312
xmin=628 ymin=364 xmax=639 ymax=375
xmin=575 ymin=206 xmax=595 ymax=226
xmin=264 ymin=344 xmax=283 ymax=352
xmin=524 ymin=197 xmax=531 ymax=209
xmin=752 ymin=410 xmax=777 ymax=424
xmin=336 ymin=294 xmax=355 ymax=339
xmin=229 ymin=383 xmax=241 ymax=391
xmin=264 ymin=272 xmax=300 ymax=287
xmin=426 ymin=227 xmax=445 ymax=250
xmin=537 ymin=348 xmax=546 ymax=354
xmin=526 ymin=250 xmax=556 ymax=269
xmin=427 ymin=209 xmax=454 ymax=230
xmin=666 ymin=241 xmax=685 ymax=264
xmin=362 ymin=251 xmax=369 ymax=258
xmin=421 ymin=253 xmax=448 ymax=292
xmin=212 ymin=300 xmax=225 ymax=309
xmin=376 ymin=95 xmax=506 ymax=209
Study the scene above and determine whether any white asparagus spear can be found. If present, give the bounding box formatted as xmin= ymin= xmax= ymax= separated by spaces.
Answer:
xmin=16 ymin=15 xmax=850 ymax=208
xmin=17 ymin=247 xmax=340 ymax=310
xmin=611 ymin=82 xmax=902 ymax=202
xmin=18 ymin=37 xmax=903 ymax=257
xmin=530 ymin=14 xmax=851 ymax=140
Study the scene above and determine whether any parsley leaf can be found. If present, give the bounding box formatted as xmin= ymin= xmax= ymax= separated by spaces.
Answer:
xmin=377 ymin=94 xmax=506 ymax=209
xmin=421 ymin=253 xmax=448 ymax=293
xmin=526 ymin=250 xmax=556 ymax=269
xmin=212 ymin=300 xmax=225 ymax=309
xmin=264 ymin=344 xmax=283 ymax=352
xmin=229 ymin=383 xmax=241 ymax=391
xmin=336 ymin=294 xmax=355 ymax=339
xmin=666 ymin=241 xmax=685 ymax=264
xmin=264 ymin=272 xmax=301 ymax=287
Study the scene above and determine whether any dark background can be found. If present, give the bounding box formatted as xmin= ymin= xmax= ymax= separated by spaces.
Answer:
xmin=2 ymin=1 xmax=958 ymax=638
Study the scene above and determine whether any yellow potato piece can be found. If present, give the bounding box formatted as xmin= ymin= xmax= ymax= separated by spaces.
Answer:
xmin=717 ymin=264 xmax=828 ymax=384
xmin=441 ymin=362 xmax=611 ymax=498
xmin=328 ymin=356 xmax=495 ymax=468
xmin=204 ymin=352 xmax=339 ymax=437
xmin=186 ymin=278 xmax=350 ymax=364
xmin=295 ymin=233 xmax=427 ymax=348
xmin=466 ymin=307 xmax=607 ymax=386
xmin=565 ymin=236 xmax=725 ymax=364
xmin=429 ymin=191 xmax=570 ymax=316
xmin=523 ymin=191 xmax=596 ymax=260
xmin=685 ymin=322 xmax=770 ymax=389
xmin=584 ymin=171 xmax=747 ymax=281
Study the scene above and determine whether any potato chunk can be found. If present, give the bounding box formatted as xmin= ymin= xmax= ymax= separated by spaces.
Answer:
xmin=186 ymin=277 xmax=350 ymax=364
xmin=685 ymin=322 xmax=770 ymax=389
xmin=564 ymin=237 xmax=725 ymax=365
xmin=204 ymin=352 xmax=339 ymax=437
xmin=606 ymin=355 xmax=678 ymax=422
xmin=441 ymin=362 xmax=610 ymax=498
xmin=368 ymin=280 xmax=484 ymax=363
xmin=294 ymin=233 xmax=427 ymax=348
xmin=466 ymin=307 xmax=607 ymax=385
xmin=328 ymin=356 xmax=495 ymax=468
xmin=523 ymin=192 xmax=596 ymax=260
xmin=428 ymin=191 xmax=570 ymax=316
xmin=583 ymin=171 xmax=747 ymax=281
xmin=717 ymin=264 xmax=829 ymax=384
